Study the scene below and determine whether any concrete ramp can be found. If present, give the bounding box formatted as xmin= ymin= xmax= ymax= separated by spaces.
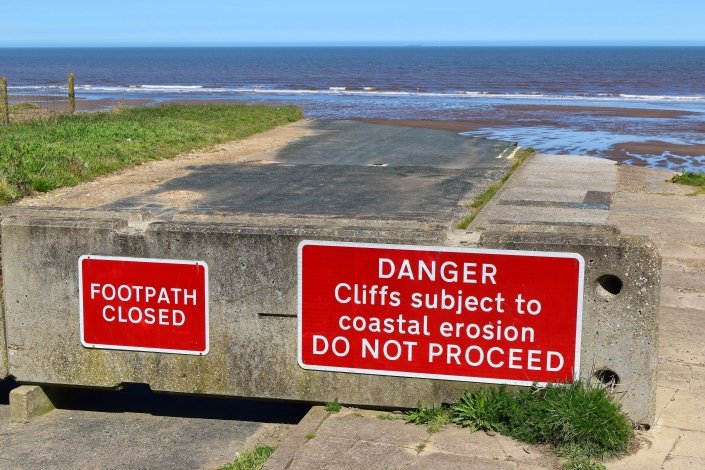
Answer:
xmin=1 ymin=120 xmax=516 ymax=407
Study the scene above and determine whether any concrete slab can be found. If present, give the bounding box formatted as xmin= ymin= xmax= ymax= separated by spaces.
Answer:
xmin=425 ymin=426 xmax=506 ymax=459
xmin=99 ymin=162 xmax=490 ymax=220
xmin=314 ymin=409 xmax=428 ymax=449
xmin=660 ymin=286 xmax=705 ymax=310
xmin=659 ymin=390 xmax=705 ymax=431
xmin=671 ymin=430 xmax=705 ymax=458
xmin=471 ymin=153 xmax=616 ymax=231
xmin=658 ymin=307 xmax=705 ymax=365
xmin=407 ymin=452 xmax=517 ymax=469
xmin=290 ymin=438 xmax=418 ymax=470
xmin=267 ymin=120 xmax=516 ymax=170
xmin=607 ymin=425 xmax=683 ymax=470
xmin=272 ymin=406 xmax=560 ymax=470
xmin=0 ymin=390 xmax=307 ymax=470
xmin=662 ymin=455 xmax=705 ymax=469
xmin=0 ymin=300 xmax=6 ymax=379
xmin=654 ymin=387 xmax=678 ymax=423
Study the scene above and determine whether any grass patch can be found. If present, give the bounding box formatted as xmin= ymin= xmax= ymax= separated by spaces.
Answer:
xmin=0 ymin=103 xmax=302 ymax=204
xmin=218 ymin=444 xmax=276 ymax=470
xmin=456 ymin=146 xmax=535 ymax=229
xmin=9 ymin=102 xmax=41 ymax=111
xmin=404 ymin=403 xmax=452 ymax=433
xmin=405 ymin=382 xmax=632 ymax=469
xmin=325 ymin=399 xmax=341 ymax=413
xmin=377 ymin=412 xmax=401 ymax=420
xmin=671 ymin=171 xmax=705 ymax=195
xmin=305 ymin=432 xmax=316 ymax=440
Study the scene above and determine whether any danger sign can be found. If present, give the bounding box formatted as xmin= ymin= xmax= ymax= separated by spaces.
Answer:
xmin=298 ymin=241 xmax=584 ymax=386
xmin=79 ymin=255 xmax=209 ymax=355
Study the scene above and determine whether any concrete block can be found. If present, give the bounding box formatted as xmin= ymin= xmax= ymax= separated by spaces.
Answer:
xmin=10 ymin=385 xmax=55 ymax=423
xmin=478 ymin=230 xmax=661 ymax=424
xmin=0 ymin=289 xmax=7 ymax=379
xmin=0 ymin=214 xmax=662 ymax=424
xmin=1 ymin=214 xmax=477 ymax=408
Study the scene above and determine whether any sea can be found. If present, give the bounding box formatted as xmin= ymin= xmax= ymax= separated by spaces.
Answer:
xmin=2 ymin=47 xmax=705 ymax=170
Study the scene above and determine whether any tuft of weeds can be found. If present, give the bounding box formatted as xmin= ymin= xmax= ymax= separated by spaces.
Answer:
xmin=456 ymin=147 xmax=535 ymax=229
xmin=305 ymin=432 xmax=316 ymax=440
xmin=404 ymin=403 xmax=452 ymax=433
xmin=218 ymin=444 xmax=276 ymax=470
xmin=325 ymin=399 xmax=342 ymax=413
xmin=406 ymin=381 xmax=633 ymax=469
xmin=671 ymin=171 xmax=705 ymax=195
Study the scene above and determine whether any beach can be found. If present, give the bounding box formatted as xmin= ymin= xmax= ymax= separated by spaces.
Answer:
xmin=3 ymin=46 xmax=704 ymax=171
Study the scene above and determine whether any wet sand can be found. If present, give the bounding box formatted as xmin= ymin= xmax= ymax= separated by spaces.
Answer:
xmin=605 ymin=141 xmax=705 ymax=167
xmin=69 ymin=98 xmax=705 ymax=170
xmin=361 ymin=117 xmax=705 ymax=169
xmin=504 ymin=104 xmax=697 ymax=118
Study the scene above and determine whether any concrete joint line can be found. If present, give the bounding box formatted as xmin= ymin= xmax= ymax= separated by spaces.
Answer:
xmin=264 ymin=406 xmax=330 ymax=470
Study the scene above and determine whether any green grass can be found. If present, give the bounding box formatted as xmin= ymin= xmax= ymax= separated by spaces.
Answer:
xmin=671 ymin=171 xmax=705 ymax=194
xmin=218 ymin=445 xmax=276 ymax=470
xmin=405 ymin=382 xmax=633 ymax=469
xmin=325 ymin=399 xmax=342 ymax=413
xmin=0 ymin=103 xmax=302 ymax=204
xmin=404 ymin=403 xmax=452 ymax=433
xmin=456 ymin=146 xmax=535 ymax=229
xmin=9 ymin=101 xmax=40 ymax=111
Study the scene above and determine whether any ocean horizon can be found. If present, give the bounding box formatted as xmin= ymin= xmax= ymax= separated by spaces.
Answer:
xmin=2 ymin=46 xmax=704 ymax=170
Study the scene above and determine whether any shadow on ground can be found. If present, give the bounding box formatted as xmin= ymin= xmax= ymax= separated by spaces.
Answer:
xmin=0 ymin=376 xmax=309 ymax=423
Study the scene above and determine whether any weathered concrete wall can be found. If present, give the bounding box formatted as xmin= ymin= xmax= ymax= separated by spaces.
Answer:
xmin=0 ymin=282 xmax=7 ymax=379
xmin=1 ymin=214 xmax=477 ymax=408
xmin=478 ymin=231 xmax=660 ymax=425
xmin=1 ymin=214 xmax=660 ymax=424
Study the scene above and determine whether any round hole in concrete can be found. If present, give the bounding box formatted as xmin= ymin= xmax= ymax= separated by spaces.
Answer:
xmin=596 ymin=274 xmax=623 ymax=296
xmin=595 ymin=369 xmax=620 ymax=387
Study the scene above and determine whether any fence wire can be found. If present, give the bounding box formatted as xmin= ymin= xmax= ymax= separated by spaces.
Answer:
xmin=1 ymin=76 xmax=73 ymax=124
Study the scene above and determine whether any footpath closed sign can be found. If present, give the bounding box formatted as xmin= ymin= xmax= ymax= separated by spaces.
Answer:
xmin=79 ymin=255 xmax=209 ymax=355
xmin=298 ymin=241 xmax=584 ymax=386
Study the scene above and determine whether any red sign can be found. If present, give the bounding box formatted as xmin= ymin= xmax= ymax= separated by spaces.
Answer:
xmin=298 ymin=241 xmax=583 ymax=386
xmin=79 ymin=255 xmax=209 ymax=355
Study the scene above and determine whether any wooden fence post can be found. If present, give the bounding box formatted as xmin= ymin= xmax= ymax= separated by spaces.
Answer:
xmin=0 ymin=77 xmax=9 ymax=125
xmin=68 ymin=73 xmax=75 ymax=115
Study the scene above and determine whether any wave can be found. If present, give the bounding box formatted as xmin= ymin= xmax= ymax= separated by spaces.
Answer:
xmin=9 ymin=84 xmax=705 ymax=104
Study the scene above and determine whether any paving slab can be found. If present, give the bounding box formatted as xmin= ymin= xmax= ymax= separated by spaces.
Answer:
xmin=268 ymin=406 xmax=561 ymax=470
xmin=470 ymin=153 xmax=616 ymax=232
xmin=662 ymin=455 xmax=705 ymax=470
xmin=670 ymin=430 xmax=705 ymax=458
xmin=606 ymin=165 xmax=705 ymax=468
xmin=658 ymin=390 xmax=705 ymax=431
xmin=608 ymin=425 xmax=683 ymax=470
xmin=0 ymin=394 xmax=306 ymax=470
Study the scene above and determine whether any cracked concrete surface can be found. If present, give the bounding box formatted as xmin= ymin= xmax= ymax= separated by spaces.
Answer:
xmin=607 ymin=166 xmax=705 ymax=470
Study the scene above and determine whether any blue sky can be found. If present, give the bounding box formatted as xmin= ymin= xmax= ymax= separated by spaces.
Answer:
xmin=4 ymin=0 xmax=705 ymax=46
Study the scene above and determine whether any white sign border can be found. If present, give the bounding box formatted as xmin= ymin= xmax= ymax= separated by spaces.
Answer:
xmin=78 ymin=254 xmax=210 ymax=356
xmin=297 ymin=239 xmax=584 ymax=387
